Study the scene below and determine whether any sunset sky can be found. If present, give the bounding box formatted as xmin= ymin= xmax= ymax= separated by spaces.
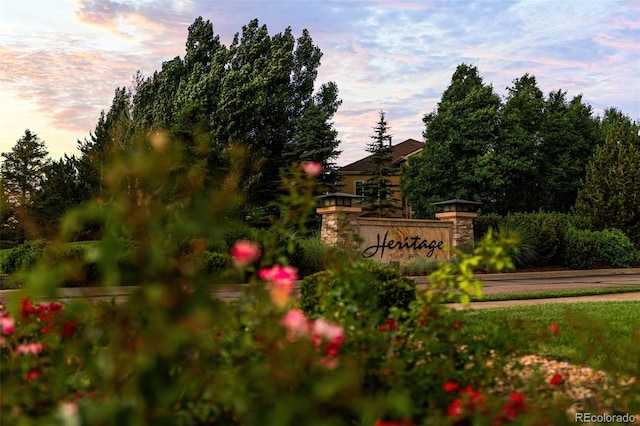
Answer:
xmin=1 ymin=0 xmax=638 ymax=165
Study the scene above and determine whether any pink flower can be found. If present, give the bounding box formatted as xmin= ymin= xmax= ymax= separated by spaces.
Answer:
xmin=549 ymin=373 xmax=563 ymax=385
xmin=302 ymin=161 xmax=322 ymax=176
xmin=16 ymin=342 xmax=44 ymax=355
xmin=551 ymin=322 xmax=560 ymax=335
xmin=231 ymin=240 xmax=261 ymax=266
xmin=312 ymin=318 xmax=344 ymax=346
xmin=281 ymin=309 xmax=310 ymax=340
xmin=259 ymin=265 xmax=298 ymax=291
xmin=0 ymin=316 xmax=15 ymax=335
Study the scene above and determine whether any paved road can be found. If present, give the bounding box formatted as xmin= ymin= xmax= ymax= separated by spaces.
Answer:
xmin=2 ymin=269 xmax=640 ymax=306
xmin=416 ymin=268 xmax=640 ymax=295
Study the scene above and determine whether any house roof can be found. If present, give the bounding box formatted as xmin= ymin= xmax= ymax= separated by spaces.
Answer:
xmin=339 ymin=138 xmax=424 ymax=173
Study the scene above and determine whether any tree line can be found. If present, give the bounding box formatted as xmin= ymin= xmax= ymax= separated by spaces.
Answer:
xmin=1 ymin=21 xmax=638 ymax=246
xmin=1 ymin=17 xmax=342 ymax=242
xmin=400 ymin=65 xmax=638 ymax=229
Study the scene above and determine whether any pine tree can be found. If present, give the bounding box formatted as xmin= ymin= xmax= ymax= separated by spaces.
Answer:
xmin=361 ymin=111 xmax=400 ymax=217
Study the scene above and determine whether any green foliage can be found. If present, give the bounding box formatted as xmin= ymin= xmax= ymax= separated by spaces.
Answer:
xmin=1 ymin=130 xmax=51 ymax=241
xmin=128 ymin=18 xmax=342 ymax=210
xmin=475 ymin=212 xmax=594 ymax=268
xmin=561 ymin=227 xmax=600 ymax=269
xmin=595 ymin=229 xmax=637 ymax=268
xmin=0 ymin=129 xmax=50 ymax=204
xmin=493 ymin=74 xmax=544 ymax=214
xmin=201 ymin=251 xmax=232 ymax=274
xmin=299 ymin=259 xmax=416 ymax=322
xmin=563 ymin=228 xmax=637 ymax=269
xmin=0 ymin=239 xmax=48 ymax=274
xmin=297 ymin=235 xmax=329 ymax=277
xmin=399 ymin=257 xmax=441 ymax=276
xmin=575 ymin=113 xmax=640 ymax=248
xmin=536 ymin=92 xmax=602 ymax=212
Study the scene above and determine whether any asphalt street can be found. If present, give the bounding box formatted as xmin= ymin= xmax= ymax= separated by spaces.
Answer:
xmin=1 ymin=269 xmax=639 ymax=307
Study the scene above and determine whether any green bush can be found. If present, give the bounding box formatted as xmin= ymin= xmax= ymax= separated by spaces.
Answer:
xmin=474 ymin=212 xmax=639 ymax=269
xmin=400 ymin=257 xmax=441 ymax=276
xmin=562 ymin=227 xmax=599 ymax=269
xmin=596 ymin=229 xmax=637 ymax=268
xmin=297 ymin=235 xmax=329 ymax=277
xmin=299 ymin=259 xmax=416 ymax=322
xmin=201 ymin=251 xmax=232 ymax=274
xmin=0 ymin=239 xmax=49 ymax=274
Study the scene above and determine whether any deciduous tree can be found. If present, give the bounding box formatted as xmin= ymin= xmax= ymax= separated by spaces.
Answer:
xmin=402 ymin=64 xmax=501 ymax=217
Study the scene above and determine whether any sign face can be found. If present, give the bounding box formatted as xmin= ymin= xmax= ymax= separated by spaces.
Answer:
xmin=357 ymin=218 xmax=452 ymax=264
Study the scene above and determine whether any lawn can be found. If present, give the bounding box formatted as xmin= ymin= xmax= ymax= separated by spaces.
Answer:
xmin=459 ymin=301 xmax=640 ymax=373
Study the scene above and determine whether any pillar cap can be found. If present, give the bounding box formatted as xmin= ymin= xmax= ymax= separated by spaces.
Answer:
xmin=431 ymin=199 xmax=482 ymax=213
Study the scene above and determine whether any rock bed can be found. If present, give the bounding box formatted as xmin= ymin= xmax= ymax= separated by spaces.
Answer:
xmin=496 ymin=354 xmax=638 ymax=422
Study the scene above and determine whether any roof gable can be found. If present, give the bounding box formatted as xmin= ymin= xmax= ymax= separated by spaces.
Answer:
xmin=339 ymin=138 xmax=423 ymax=173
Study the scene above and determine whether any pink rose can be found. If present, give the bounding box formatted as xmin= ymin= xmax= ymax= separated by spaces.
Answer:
xmin=259 ymin=265 xmax=298 ymax=291
xmin=16 ymin=342 xmax=44 ymax=355
xmin=302 ymin=161 xmax=322 ymax=176
xmin=0 ymin=316 xmax=15 ymax=335
xmin=312 ymin=318 xmax=344 ymax=346
xmin=281 ymin=308 xmax=310 ymax=340
xmin=231 ymin=240 xmax=261 ymax=266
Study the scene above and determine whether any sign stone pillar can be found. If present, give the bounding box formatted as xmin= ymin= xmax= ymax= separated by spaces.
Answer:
xmin=432 ymin=199 xmax=481 ymax=251
xmin=316 ymin=193 xmax=363 ymax=247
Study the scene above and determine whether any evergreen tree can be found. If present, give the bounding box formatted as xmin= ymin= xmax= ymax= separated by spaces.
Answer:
xmin=361 ymin=111 xmax=400 ymax=217
xmin=1 ymin=129 xmax=49 ymax=205
xmin=575 ymin=115 xmax=640 ymax=247
xmin=0 ymin=129 xmax=50 ymax=241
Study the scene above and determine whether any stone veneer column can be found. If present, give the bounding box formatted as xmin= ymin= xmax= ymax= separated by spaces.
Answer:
xmin=316 ymin=206 xmax=362 ymax=247
xmin=434 ymin=211 xmax=477 ymax=251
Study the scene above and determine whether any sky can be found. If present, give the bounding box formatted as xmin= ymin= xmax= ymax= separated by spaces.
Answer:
xmin=1 ymin=0 xmax=639 ymax=166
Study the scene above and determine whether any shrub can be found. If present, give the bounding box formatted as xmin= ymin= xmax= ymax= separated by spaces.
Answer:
xmin=400 ymin=257 xmax=441 ymax=276
xmin=596 ymin=229 xmax=637 ymax=268
xmin=562 ymin=227 xmax=599 ymax=269
xmin=201 ymin=251 xmax=232 ymax=274
xmin=297 ymin=235 xmax=329 ymax=277
xmin=474 ymin=212 xmax=638 ymax=269
xmin=0 ymin=239 xmax=48 ymax=274
xmin=299 ymin=258 xmax=416 ymax=322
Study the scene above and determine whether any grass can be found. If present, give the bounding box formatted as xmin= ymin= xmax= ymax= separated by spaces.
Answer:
xmin=471 ymin=285 xmax=640 ymax=302
xmin=459 ymin=302 xmax=640 ymax=374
